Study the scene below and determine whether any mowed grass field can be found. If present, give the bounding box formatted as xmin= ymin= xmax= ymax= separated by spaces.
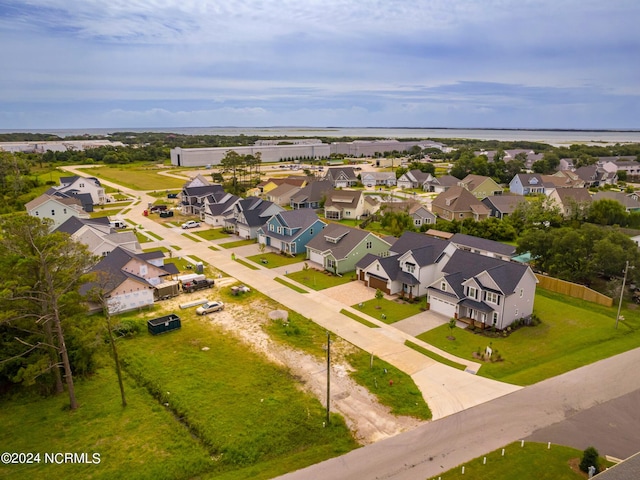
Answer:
xmin=77 ymin=166 xmax=186 ymax=190
xmin=419 ymin=288 xmax=640 ymax=385
xmin=0 ymin=310 xmax=358 ymax=480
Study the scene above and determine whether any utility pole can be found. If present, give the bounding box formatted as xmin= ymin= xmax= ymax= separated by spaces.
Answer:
xmin=616 ymin=260 xmax=630 ymax=329
xmin=326 ymin=331 xmax=331 ymax=425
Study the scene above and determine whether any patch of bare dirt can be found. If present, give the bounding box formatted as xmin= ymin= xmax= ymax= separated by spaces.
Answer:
xmin=200 ymin=302 xmax=424 ymax=445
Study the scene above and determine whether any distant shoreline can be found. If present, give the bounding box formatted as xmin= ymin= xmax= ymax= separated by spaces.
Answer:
xmin=1 ymin=126 xmax=639 ymax=146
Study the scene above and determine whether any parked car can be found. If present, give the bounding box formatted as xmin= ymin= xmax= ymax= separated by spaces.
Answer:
xmin=196 ymin=301 xmax=225 ymax=315
xmin=159 ymin=210 xmax=174 ymax=218
xmin=167 ymin=193 xmax=178 ymax=199
xmin=181 ymin=220 xmax=200 ymax=229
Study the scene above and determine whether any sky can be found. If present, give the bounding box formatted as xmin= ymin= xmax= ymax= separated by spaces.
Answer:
xmin=0 ymin=0 xmax=639 ymax=130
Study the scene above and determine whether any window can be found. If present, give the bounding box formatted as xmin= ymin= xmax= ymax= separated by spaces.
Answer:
xmin=310 ymin=228 xmax=313 ymax=235
xmin=269 ymin=224 xmax=274 ymax=231
xmin=345 ymin=210 xmax=351 ymax=217
xmin=406 ymin=263 xmax=415 ymax=274
xmin=519 ymin=288 xmax=524 ymax=298
xmin=486 ymin=292 xmax=498 ymax=304
xmin=468 ymin=286 xmax=477 ymax=299
xmin=366 ymin=241 xmax=372 ymax=249
xmin=414 ymin=219 xmax=421 ymax=226
xmin=376 ymin=264 xmax=379 ymax=271
xmin=277 ymin=226 xmax=283 ymax=234
xmin=441 ymin=282 xmax=447 ymax=292
xmin=326 ymin=258 xmax=336 ymax=270
xmin=63 ymin=208 xmax=67 ymax=214
xmin=493 ymin=312 xmax=498 ymax=325
xmin=515 ymin=308 xmax=519 ymax=316
xmin=51 ymin=209 xmax=55 ymax=215
xmin=459 ymin=213 xmax=464 ymax=218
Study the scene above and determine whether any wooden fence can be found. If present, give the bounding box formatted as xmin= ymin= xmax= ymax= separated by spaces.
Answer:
xmin=535 ymin=274 xmax=613 ymax=307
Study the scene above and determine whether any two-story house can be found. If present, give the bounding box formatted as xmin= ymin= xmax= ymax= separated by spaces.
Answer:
xmin=290 ymin=180 xmax=334 ymax=209
xmin=323 ymin=167 xmax=359 ymax=188
xmin=257 ymin=209 xmax=327 ymax=255
xmin=225 ymin=198 xmax=283 ymax=239
xmin=56 ymin=175 xmax=106 ymax=205
xmin=324 ymin=190 xmax=379 ymax=220
xmin=431 ymin=186 xmax=491 ymax=221
xmin=305 ymin=223 xmax=391 ymax=274
xmin=180 ymin=175 xmax=225 ymax=215
xmin=26 ymin=193 xmax=89 ymax=228
xmin=458 ymin=174 xmax=503 ymax=199
xmin=56 ymin=216 xmax=141 ymax=256
xmin=202 ymin=191 xmax=240 ymax=227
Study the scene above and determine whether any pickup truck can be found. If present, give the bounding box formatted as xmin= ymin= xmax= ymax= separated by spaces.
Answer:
xmin=181 ymin=220 xmax=200 ymax=229
xmin=182 ymin=278 xmax=215 ymax=293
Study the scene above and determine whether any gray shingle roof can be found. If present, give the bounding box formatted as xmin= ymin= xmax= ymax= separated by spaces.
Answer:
xmin=449 ymin=233 xmax=516 ymax=256
xmin=305 ymin=223 xmax=377 ymax=260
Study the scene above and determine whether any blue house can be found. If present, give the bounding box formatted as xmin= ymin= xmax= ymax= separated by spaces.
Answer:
xmin=257 ymin=209 xmax=327 ymax=255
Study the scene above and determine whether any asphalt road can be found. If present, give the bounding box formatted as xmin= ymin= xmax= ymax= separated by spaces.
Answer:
xmin=276 ymin=347 xmax=640 ymax=480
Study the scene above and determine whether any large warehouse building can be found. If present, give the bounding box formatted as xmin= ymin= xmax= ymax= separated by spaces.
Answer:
xmin=170 ymin=139 xmax=440 ymax=167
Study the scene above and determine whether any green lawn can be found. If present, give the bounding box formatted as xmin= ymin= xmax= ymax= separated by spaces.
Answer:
xmin=433 ymin=442 xmax=609 ymax=480
xmin=194 ymin=228 xmax=231 ymax=241
xmin=404 ymin=340 xmax=467 ymax=371
xmin=285 ymin=269 xmax=355 ymax=290
xmin=352 ymin=297 xmax=424 ymax=324
xmin=274 ymin=277 xmax=308 ymax=293
xmin=234 ymin=258 xmax=260 ymax=270
xmin=219 ymin=239 xmax=257 ymax=249
xmin=89 ymin=208 xmax=123 ymax=218
xmin=181 ymin=232 xmax=202 ymax=242
xmin=418 ymin=288 xmax=640 ymax=385
xmin=77 ymin=166 xmax=186 ymax=190
xmin=339 ymin=309 xmax=378 ymax=328
xmin=246 ymin=252 xmax=306 ymax=268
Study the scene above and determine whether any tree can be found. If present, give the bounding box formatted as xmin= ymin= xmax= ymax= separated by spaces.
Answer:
xmin=448 ymin=318 xmax=456 ymax=339
xmin=587 ymin=199 xmax=627 ymax=226
xmin=0 ymin=216 xmax=96 ymax=409
xmin=579 ymin=446 xmax=600 ymax=474
xmin=375 ymin=289 xmax=384 ymax=309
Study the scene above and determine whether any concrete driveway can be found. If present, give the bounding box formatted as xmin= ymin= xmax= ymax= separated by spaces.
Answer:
xmin=321 ymin=280 xmax=376 ymax=306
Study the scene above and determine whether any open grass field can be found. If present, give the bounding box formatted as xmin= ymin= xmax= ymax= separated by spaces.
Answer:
xmin=285 ymin=269 xmax=355 ymax=290
xmin=77 ymin=166 xmax=185 ymax=191
xmin=418 ymin=288 xmax=640 ymax=385
xmin=431 ymin=442 xmax=610 ymax=480
xmin=0 ymin=364 xmax=213 ymax=480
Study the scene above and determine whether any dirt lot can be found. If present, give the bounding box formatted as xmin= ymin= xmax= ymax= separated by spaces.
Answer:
xmin=191 ymin=300 xmax=424 ymax=444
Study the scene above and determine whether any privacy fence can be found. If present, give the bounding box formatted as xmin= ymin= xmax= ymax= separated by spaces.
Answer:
xmin=535 ymin=274 xmax=613 ymax=307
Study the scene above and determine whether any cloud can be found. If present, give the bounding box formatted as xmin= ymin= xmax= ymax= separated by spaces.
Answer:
xmin=0 ymin=0 xmax=638 ymax=128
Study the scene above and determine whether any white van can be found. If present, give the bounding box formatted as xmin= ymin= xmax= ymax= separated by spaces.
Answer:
xmin=110 ymin=220 xmax=127 ymax=229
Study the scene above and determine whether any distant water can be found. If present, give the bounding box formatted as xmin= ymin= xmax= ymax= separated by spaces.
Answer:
xmin=1 ymin=126 xmax=640 ymax=146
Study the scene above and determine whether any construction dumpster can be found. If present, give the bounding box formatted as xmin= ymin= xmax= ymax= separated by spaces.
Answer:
xmin=147 ymin=314 xmax=181 ymax=335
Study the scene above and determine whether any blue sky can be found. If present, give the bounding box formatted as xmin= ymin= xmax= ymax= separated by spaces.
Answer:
xmin=1 ymin=0 xmax=638 ymax=129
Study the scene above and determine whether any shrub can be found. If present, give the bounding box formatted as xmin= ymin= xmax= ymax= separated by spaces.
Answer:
xmin=113 ymin=319 xmax=142 ymax=337
xmin=579 ymin=446 xmax=600 ymax=474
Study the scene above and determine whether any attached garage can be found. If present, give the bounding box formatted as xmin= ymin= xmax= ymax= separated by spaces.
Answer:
xmin=367 ymin=274 xmax=390 ymax=295
xmin=429 ymin=295 xmax=457 ymax=318
xmin=308 ymin=249 xmax=324 ymax=266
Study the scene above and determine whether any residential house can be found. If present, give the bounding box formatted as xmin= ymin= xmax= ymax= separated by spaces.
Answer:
xmin=180 ymin=174 xmax=225 ymax=215
xmin=424 ymin=175 xmax=459 ymax=193
xmin=448 ymin=233 xmax=516 ymax=261
xmin=203 ymin=191 xmax=240 ymax=227
xmin=290 ymin=180 xmax=334 ymax=209
xmin=592 ymin=191 xmax=640 ymax=213
xmin=356 ymin=232 xmax=449 ymax=297
xmin=25 ymin=193 xmax=89 ymax=228
xmin=599 ymin=157 xmax=640 ymax=178
xmin=305 ymin=223 xmax=391 ymax=274
xmin=257 ymin=209 xmax=327 ymax=255
xmin=56 ymin=216 xmax=141 ymax=256
xmin=56 ymin=175 xmax=107 ymax=205
xmin=323 ymin=166 xmax=359 ymax=188
xmin=426 ymin=248 xmax=537 ymax=329
xmin=509 ymin=174 xmax=548 ymax=195
xmin=396 ymin=169 xmax=435 ymax=190
xmin=257 ymin=177 xmax=308 ymax=196
xmin=81 ymin=246 xmax=179 ymax=314
xmin=458 ymin=174 xmax=503 ymax=199
xmin=431 ymin=186 xmax=491 ymax=221
xmin=574 ymin=165 xmax=617 ymax=187
xmin=324 ymin=190 xmax=379 ymax=220
xmin=225 ymin=197 xmax=283 ymax=239
xmin=266 ymin=183 xmax=301 ymax=206
xmin=547 ymin=188 xmax=592 ymax=217
xmin=481 ymin=195 xmax=525 ymax=219
xmin=409 ymin=204 xmax=437 ymax=228
xmin=361 ymin=171 xmax=397 ymax=188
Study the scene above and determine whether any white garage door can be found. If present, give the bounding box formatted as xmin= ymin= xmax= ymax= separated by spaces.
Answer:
xmin=308 ymin=250 xmax=324 ymax=266
xmin=430 ymin=296 xmax=457 ymax=318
